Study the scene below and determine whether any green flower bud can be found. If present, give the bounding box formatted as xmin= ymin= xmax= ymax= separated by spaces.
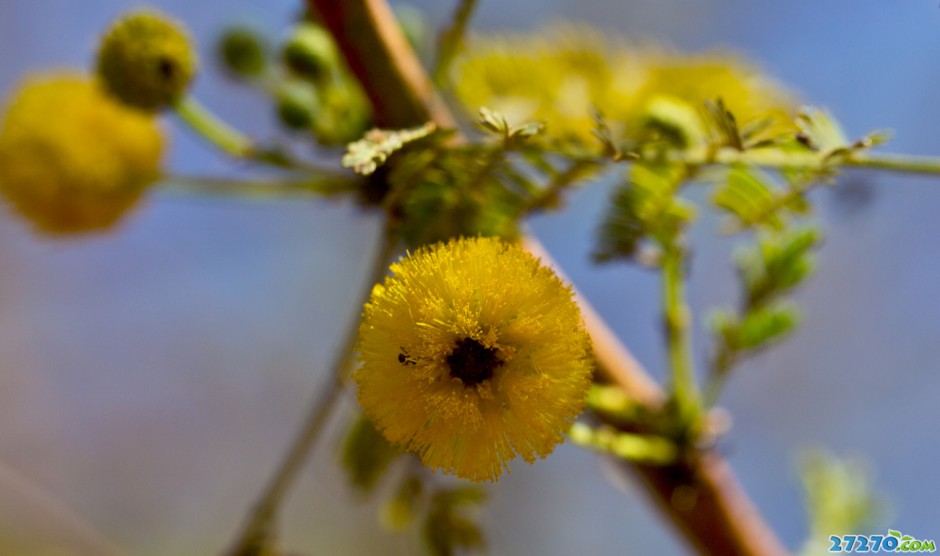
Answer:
xmin=276 ymin=82 xmax=318 ymax=131
xmin=311 ymin=82 xmax=371 ymax=146
xmin=281 ymin=23 xmax=338 ymax=82
xmin=96 ymin=10 xmax=197 ymax=111
xmin=218 ymin=26 xmax=268 ymax=78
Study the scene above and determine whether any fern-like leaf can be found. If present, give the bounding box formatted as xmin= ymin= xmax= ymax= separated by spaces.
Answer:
xmin=594 ymin=163 xmax=693 ymax=262
xmin=340 ymin=414 xmax=402 ymax=494
xmin=739 ymin=226 xmax=821 ymax=309
xmin=713 ymin=166 xmax=810 ymax=232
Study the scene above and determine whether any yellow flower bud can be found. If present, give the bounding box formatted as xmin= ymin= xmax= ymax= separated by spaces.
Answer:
xmin=0 ymin=73 xmax=163 ymax=235
xmin=96 ymin=10 xmax=197 ymax=111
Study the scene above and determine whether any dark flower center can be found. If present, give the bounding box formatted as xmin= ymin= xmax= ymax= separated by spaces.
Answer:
xmin=446 ymin=337 xmax=502 ymax=386
xmin=157 ymin=57 xmax=176 ymax=79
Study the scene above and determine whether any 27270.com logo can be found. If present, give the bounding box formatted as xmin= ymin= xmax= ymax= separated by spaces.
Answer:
xmin=830 ymin=530 xmax=936 ymax=553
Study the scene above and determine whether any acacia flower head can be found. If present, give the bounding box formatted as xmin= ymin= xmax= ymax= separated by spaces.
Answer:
xmin=355 ymin=236 xmax=593 ymax=482
xmin=0 ymin=73 xmax=163 ymax=234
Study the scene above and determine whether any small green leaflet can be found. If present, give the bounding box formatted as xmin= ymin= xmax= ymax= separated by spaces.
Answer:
xmin=342 ymin=122 xmax=438 ymax=175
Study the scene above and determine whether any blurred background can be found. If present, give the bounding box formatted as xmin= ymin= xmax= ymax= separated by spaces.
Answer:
xmin=1 ymin=1 xmax=939 ymax=554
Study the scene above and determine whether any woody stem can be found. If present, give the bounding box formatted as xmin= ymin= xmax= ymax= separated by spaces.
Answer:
xmin=309 ymin=0 xmax=789 ymax=554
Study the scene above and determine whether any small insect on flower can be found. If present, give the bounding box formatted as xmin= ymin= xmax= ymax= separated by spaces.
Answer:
xmin=355 ymin=236 xmax=593 ymax=482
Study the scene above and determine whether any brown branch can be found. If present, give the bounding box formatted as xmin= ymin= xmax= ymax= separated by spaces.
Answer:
xmin=311 ymin=0 xmax=454 ymax=128
xmin=522 ymin=237 xmax=662 ymax=407
xmin=308 ymin=1 xmax=789 ymax=554
xmin=525 ymin=238 xmax=787 ymax=556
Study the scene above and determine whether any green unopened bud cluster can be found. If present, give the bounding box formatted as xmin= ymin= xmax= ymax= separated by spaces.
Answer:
xmin=95 ymin=9 xmax=370 ymax=145
xmin=212 ymin=19 xmax=371 ymax=144
xmin=276 ymin=22 xmax=370 ymax=143
xmin=96 ymin=10 xmax=197 ymax=111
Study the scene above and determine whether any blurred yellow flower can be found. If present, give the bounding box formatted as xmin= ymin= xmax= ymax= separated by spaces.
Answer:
xmin=452 ymin=25 xmax=795 ymax=144
xmin=0 ymin=73 xmax=164 ymax=234
xmin=356 ymin=236 xmax=592 ymax=482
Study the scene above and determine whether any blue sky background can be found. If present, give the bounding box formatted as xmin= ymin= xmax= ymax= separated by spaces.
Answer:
xmin=0 ymin=1 xmax=938 ymax=554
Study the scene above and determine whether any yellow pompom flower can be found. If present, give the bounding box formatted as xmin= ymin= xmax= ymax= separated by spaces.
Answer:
xmin=453 ymin=25 xmax=795 ymax=144
xmin=0 ymin=73 xmax=163 ymax=234
xmin=97 ymin=10 xmax=196 ymax=111
xmin=355 ymin=236 xmax=593 ymax=482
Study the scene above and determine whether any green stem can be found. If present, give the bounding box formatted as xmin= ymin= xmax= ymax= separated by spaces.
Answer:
xmin=704 ymin=346 xmax=735 ymax=408
xmin=171 ymin=98 xmax=350 ymax=175
xmin=173 ymin=96 xmax=253 ymax=158
xmin=227 ymin=379 xmax=343 ymax=556
xmin=847 ymin=151 xmax=940 ymax=174
xmin=685 ymin=147 xmax=940 ymax=176
xmin=574 ymin=147 xmax=940 ymax=177
xmin=662 ymin=247 xmax=700 ymax=427
xmin=226 ymin=223 xmax=399 ymax=556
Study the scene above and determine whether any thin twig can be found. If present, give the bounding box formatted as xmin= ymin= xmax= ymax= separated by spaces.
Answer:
xmin=0 ymin=460 xmax=128 ymax=556
xmin=225 ymin=222 xmax=399 ymax=556
xmin=157 ymin=173 xmax=359 ymax=199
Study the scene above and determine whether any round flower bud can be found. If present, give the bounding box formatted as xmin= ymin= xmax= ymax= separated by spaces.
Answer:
xmin=0 ymin=74 xmax=163 ymax=235
xmin=311 ymin=81 xmax=370 ymax=146
xmin=218 ymin=26 xmax=268 ymax=78
xmin=282 ymin=23 xmax=338 ymax=82
xmin=96 ymin=10 xmax=197 ymax=111
xmin=276 ymin=82 xmax=317 ymax=131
